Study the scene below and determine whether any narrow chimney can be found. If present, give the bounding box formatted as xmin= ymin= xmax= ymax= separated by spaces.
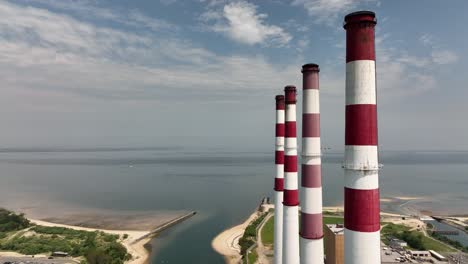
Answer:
xmin=299 ymin=64 xmax=324 ymax=263
xmin=274 ymin=95 xmax=285 ymax=264
xmin=343 ymin=11 xmax=381 ymax=264
xmin=282 ymin=85 xmax=300 ymax=264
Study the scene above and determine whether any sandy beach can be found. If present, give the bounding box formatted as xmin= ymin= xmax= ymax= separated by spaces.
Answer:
xmin=211 ymin=211 xmax=260 ymax=264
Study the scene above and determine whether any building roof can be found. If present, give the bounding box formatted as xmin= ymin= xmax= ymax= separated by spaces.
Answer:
xmin=326 ymin=224 xmax=344 ymax=234
xmin=408 ymin=250 xmax=430 ymax=254
xmin=389 ymin=238 xmax=406 ymax=243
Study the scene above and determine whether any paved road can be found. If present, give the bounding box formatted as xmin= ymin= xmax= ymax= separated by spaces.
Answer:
xmin=0 ymin=256 xmax=77 ymax=264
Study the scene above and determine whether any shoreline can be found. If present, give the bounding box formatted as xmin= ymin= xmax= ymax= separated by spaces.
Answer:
xmin=211 ymin=210 xmax=260 ymax=264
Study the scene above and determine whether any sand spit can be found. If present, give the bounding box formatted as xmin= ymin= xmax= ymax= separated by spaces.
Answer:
xmin=212 ymin=211 xmax=260 ymax=264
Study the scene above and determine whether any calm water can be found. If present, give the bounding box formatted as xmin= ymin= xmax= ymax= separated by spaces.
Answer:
xmin=426 ymin=220 xmax=468 ymax=247
xmin=0 ymin=148 xmax=466 ymax=263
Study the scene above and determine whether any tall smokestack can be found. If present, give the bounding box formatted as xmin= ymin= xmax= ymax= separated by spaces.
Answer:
xmin=274 ymin=95 xmax=285 ymax=264
xmin=343 ymin=11 xmax=381 ymax=264
xmin=299 ymin=64 xmax=324 ymax=263
xmin=282 ymin=85 xmax=300 ymax=264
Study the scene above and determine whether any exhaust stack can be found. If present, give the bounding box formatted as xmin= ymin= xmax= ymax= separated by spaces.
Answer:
xmin=299 ymin=64 xmax=324 ymax=263
xmin=343 ymin=11 xmax=381 ymax=264
xmin=274 ymin=95 xmax=285 ymax=264
xmin=282 ymin=85 xmax=300 ymax=264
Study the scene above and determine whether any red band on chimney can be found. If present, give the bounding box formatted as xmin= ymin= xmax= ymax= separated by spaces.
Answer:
xmin=302 ymin=114 xmax=320 ymax=137
xmin=285 ymin=121 xmax=297 ymax=138
xmin=283 ymin=189 xmax=299 ymax=206
xmin=344 ymin=187 xmax=380 ymax=232
xmin=302 ymin=65 xmax=320 ymax=90
xmin=284 ymin=86 xmax=297 ymax=104
xmin=345 ymin=14 xmax=376 ymax=62
xmin=274 ymin=178 xmax=284 ymax=191
xmin=300 ymin=212 xmax=324 ymax=239
xmin=301 ymin=164 xmax=321 ymax=188
xmin=284 ymin=155 xmax=298 ymax=172
xmin=275 ymin=150 xmax=284 ymax=165
xmin=276 ymin=95 xmax=285 ymax=110
xmin=345 ymin=104 xmax=378 ymax=146
xmin=276 ymin=123 xmax=285 ymax=137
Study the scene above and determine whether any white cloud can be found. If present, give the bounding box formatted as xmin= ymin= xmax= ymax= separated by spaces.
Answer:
xmin=20 ymin=0 xmax=178 ymax=32
xmin=431 ymin=50 xmax=459 ymax=65
xmin=0 ymin=0 xmax=299 ymax=103
xmin=201 ymin=1 xmax=291 ymax=46
xmin=419 ymin=33 xmax=435 ymax=46
xmin=292 ymin=0 xmax=377 ymax=24
xmin=418 ymin=34 xmax=459 ymax=65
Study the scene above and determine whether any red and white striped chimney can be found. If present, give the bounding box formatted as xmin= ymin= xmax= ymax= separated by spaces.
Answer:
xmin=282 ymin=85 xmax=300 ymax=264
xmin=343 ymin=11 xmax=381 ymax=264
xmin=299 ymin=64 xmax=324 ymax=263
xmin=274 ymin=95 xmax=285 ymax=264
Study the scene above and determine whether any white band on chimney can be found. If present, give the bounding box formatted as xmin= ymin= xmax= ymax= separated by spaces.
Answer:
xmin=300 ymin=188 xmax=323 ymax=214
xmin=303 ymin=90 xmax=320 ymax=114
xmin=345 ymin=60 xmax=376 ymax=105
xmin=344 ymin=229 xmax=381 ymax=264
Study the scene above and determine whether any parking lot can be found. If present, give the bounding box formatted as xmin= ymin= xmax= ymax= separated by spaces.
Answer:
xmin=0 ymin=256 xmax=77 ymax=264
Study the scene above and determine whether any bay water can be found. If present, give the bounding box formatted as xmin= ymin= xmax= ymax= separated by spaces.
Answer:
xmin=0 ymin=148 xmax=466 ymax=263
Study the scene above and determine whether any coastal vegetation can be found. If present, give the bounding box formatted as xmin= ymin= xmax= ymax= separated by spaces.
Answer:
xmin=0 ymin=209 xmax=130 ymax=264
xmin=0 ymin=208 xmax=30 ymax=234
xmin=239 ymin=212 xmax=267 ymax=262
xmin=381 ymin=223 xmax=455 ymax=252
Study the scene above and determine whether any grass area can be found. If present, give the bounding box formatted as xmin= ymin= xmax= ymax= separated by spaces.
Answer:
xmin=323 ymin=216 xmax=344 ymax=225
xmin=381 ymin=223 xmax=455 ymax=252
xmin=261 ymin=216 xmax=274 ymax=246
xmin=422 ymin=235 xmax=457 ymax=252
xmin=381 ymin=222 xmax=411 ymax=244
xmin=245 ymin=248 xmax=258 ymax=264
xmin=0 ymin=208 xmax=130 ymax=264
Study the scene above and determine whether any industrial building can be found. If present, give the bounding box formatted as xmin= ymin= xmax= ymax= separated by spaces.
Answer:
xmin=408 ymin=250 xmax=430 ymax=258
xmin=388 ymin=237 xmax=408 ymax=248
xmin=324 ymin=224 xmax=344 ymax=264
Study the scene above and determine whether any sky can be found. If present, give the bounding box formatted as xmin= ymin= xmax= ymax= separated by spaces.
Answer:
xmin=0 ymin=0 xmax=466 ymax=151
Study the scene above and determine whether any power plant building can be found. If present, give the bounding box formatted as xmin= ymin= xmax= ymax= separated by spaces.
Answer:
xmin=324 ymin=224 xmax=344 ymax=264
